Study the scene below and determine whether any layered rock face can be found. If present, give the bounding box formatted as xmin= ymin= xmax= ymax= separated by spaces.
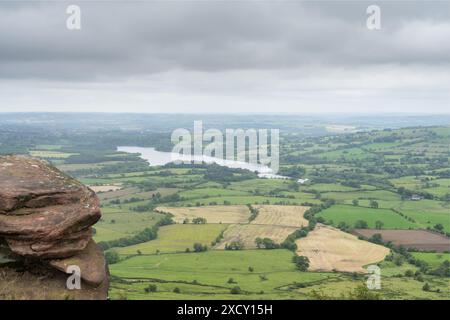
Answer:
xmin=0 ymin=155 xmax=108 ymax=299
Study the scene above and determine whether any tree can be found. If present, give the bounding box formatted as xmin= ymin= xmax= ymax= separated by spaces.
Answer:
xmin=433 ymin=223 xmax=444 ymax=232
xmin=256 ymin=237 xmax=280 ymax=249
xmin=230 ymin=286 xmax=242 ymax=294
xmin=193 ymin=242 xmax=207 ymax=252
xmin=422 ymin=283 xmax=431 ymax=292
xmin=354 ymin=220 xmax=368 ymax=229
xmin=255 ymin=237 xmax=263 ymax=249
xmin=404 ymin=270 xmax=414 ymax=277
xmin=225 ymin=240 xmax=245 ymax=250
xmin=227 ymin=277 xmax=237 ymax=284
xmin=369 ymin=233 xmax=383 ymax=244
xmin=393 ymin=254 xmax=404 ymax=266
xmin=293 ymin=255 xmax=310 ymax=271
xmin=375 ymin=220 xmax=384 ymax=230
xmin=352 ymin=199 xmax=359 ymax=206
xmin=192 ymin=217 xmax=207 ymax=224
xmin=145 ymin=284 xmax=157 ymax=293
xmin=173 ymin=287 xmax=181 ymax=294
xmin=370 ymin=200 xmax=379 ymax=209
xmin=105 ymin=250 xmax=120 ymax=265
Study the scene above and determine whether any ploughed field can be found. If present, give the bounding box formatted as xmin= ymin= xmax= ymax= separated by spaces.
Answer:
xmin=353 ymin=229 xmax=450 ymax=252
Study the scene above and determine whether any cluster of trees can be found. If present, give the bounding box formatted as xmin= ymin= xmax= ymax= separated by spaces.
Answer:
xmin=192 ymin=217 xmax=207 ymax=224
xmin=278 ymin=165 xmax=305 ymax=179
xmin=193 ymin=242 xmax=208 ymax=252
xmin=203 ymin=164 xmax=257 ymax=182
xmin=210 ymin=230 xmax=225 ymax=247
xmin=255 ymin=237 xmax=280 ymax=249
xmin=131 ymin=193 xmax=182 ymax=212
xmin=247 ymin=204 xmax=259 ymax=222
xmin=292 ymin=256 xmax=310 ymax=271
xmin=225 ymin=240 xmax=245 ymax=250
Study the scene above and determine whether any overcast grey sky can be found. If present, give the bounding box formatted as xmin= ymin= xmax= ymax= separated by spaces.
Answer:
xmin=0 ymin=1 xmax=449 ymax=113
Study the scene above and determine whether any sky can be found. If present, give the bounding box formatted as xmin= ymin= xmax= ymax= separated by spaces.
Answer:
xmin=0 ymin=1 xmax=449 ymax=114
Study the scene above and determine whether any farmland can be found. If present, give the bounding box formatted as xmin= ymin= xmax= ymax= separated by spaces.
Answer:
xmin=353 ymin=229 xmax=450 ymax=252
xmin=115 ymin=224 xmax=229 ymax=255
xmin=155 ymin=205 xmax=251 ymax=224
xmin=252 ymin=205 xmax=309 ymax=227
xmin=215 ymin=224 xmax=297 ymax=249
xmin=317 ymin=205 xmax=417 ymax=229
xmin=1 ymin=114 xmax=449 ymax=300
xmin=296 ymin=224 xmax=390 ymax=273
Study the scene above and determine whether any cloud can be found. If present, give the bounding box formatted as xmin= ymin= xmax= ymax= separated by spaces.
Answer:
xmin=0 ymin=1 xmax=448 ymax=113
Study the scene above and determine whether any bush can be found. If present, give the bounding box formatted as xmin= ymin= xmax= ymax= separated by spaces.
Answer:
xmin=293 ymin=255 xmax=310 ymax=271
xmin=144 ymin=284 xmax=157 ymax=293
xmin=227 ymin=278 xmax=237 ymax=284
xmin=354 ymin=220 xmax=368 ymax=229
xmin=230 ymin=286 xmax=242 ymax=294
xmin=105 ymin=250 xmax=120 ymax=265
xmin=193 ymin=243 xmax=208 ymax=252
xmin=225 ymin=240 xmax=245 ymax=250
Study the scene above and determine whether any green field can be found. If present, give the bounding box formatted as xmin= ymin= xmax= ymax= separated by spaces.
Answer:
xmin=94 ymin=208 xmax=164 ymax=242
xmin=114 ymin=224 xmax=229 ymax=255
xmin=317 ymin=205 xmax=417 ymax=229
xmin=411 ymin=252 xmax=450 ymax=268
xmin=393 ymin=200 xmax=450 ymax=232
xmin=109 ymin=250 xmax=336 ymax=299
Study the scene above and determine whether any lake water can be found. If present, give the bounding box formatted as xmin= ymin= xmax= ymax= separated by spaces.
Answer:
xmin=117 ymin=146 xmax=289 ymax=179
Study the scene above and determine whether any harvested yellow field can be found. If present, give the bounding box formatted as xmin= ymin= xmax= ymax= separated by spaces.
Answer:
xmin=88 ymin=185 xmax=122 ymax=193
xmin=215 ymin=224 xmax=297 ymax=249
xmin=296 ymin=224 xmax=390 ymax=273
xmin=252 ymin=205 xmax=309 ymax=227
xmin=155 ymin=205 xmax=250 ymax=224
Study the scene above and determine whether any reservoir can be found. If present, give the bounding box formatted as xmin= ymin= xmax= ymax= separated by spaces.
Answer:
xmin=117 ymin=146 xmax=289 ymax=179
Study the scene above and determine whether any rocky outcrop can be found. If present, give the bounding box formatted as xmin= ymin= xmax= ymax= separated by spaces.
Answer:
xmin=0 ymin=155 xmax=108 ymax=299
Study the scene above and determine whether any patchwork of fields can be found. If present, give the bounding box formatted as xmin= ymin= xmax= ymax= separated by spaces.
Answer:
xmin=6 ymin=123 xmax=449 ymax=300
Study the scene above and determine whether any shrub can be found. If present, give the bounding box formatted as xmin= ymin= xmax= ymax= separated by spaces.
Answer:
xmin=230 ymin=286 xmax=242 ymax=294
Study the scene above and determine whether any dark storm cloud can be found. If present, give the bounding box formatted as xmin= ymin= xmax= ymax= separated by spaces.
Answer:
xmin=0 ymin=1 xmax=448 ymax=80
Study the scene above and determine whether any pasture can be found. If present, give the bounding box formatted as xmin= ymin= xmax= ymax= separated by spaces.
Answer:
xmin=109 ymin=249 xmax=335 ymax=299
xmin=317 ymin=205 xmax=417 ymax=229
xmin=94 ymin=208 xmax=164 ymax=242
xmin=114 ymin=224 xmax=229 ymax=255
xmin=410 ymin=252 xmax=450 ymax=267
